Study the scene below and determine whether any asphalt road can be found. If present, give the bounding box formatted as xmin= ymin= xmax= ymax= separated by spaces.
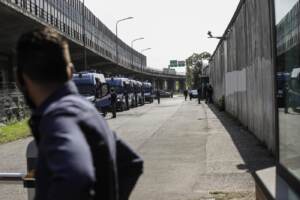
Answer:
xmin=0 ymin=96 xmax=274 ymax=200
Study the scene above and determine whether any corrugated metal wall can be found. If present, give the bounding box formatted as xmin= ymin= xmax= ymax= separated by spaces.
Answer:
xmin=209 ymin=0 xmax=276 ymax=152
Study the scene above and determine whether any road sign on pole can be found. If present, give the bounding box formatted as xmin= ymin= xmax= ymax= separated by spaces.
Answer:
xmin=169 ymin=60 xmax=185 ymax=68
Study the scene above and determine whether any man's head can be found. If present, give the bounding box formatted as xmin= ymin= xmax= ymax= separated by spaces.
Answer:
xmin=16 ymin=27 xmax=74 ymax=107
xmin=17 ymin=27 xmax=73 ymax=84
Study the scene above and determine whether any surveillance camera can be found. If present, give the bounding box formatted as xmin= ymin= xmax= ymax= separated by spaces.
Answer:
xmin=207 ymin=31 xmax=213 ymax=38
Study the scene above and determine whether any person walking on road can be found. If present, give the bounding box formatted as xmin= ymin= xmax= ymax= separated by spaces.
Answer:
xmin=197 ymin=87 xmax=201 ymax=104
xmin=124 ymin=90 xmax=129 ymax=110
xmin=189 ymin=89 xmax=193 ymax=101
xmin=16 ymin=28 xmax=143 ymax=200
xmin=206 ymin=84 xmax=214 ymax=104
xmin=156 ymin=89 xmax=161 ymax=104
xmin=183 ymin=89 xmax=188 ymax=101
xmin=110 ymin=88 xmax=117 ymax=118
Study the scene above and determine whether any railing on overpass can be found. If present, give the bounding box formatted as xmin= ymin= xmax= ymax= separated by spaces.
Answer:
xmin=0 ymin=0 xmax=185 ymax=79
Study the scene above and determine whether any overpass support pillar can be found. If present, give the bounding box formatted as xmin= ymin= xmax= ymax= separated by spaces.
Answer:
xmin=151 ymin=79 xmax=157 ymax=90
xmin=178 ymin=80 xmax=186 ymax=92
xmin=156 ymin=79 xmax=164 ymax=90
xmin=167 ymin=80 xmax=176 ymax=92
xmin=163 ymin=80 xmax=167 ymax=90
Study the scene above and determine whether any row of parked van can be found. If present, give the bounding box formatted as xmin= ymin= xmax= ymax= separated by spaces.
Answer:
xmin=72 ymin=71 xmax=155 ymax=116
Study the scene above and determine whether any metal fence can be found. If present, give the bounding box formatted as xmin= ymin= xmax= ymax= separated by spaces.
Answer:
xmin=0 ymin=83 xmax=29 ymax=124
xmin=209 ymin=0 xmax=276 ymax=152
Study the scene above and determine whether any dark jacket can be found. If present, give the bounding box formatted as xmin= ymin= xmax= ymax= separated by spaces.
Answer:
xmin=29 ymin=81 xmax=118 ymax=200
xmin=111 ymin=91 xmax=117 ymax=104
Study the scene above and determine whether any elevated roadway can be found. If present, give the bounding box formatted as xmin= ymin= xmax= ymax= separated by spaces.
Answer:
xmin=0 ymin=0 xmax=185 ymax=90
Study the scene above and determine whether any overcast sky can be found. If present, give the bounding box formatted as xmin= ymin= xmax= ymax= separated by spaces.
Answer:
xmin=85 ymin=0 xmax=240 ymax=71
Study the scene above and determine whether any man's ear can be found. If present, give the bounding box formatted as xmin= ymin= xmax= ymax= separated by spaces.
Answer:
xmin=66 ymin=64 xmax=74 ymax=80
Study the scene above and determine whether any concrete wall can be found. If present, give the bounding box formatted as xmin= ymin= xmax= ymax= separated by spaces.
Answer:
xmin=0 ymin=54 xmax=10 ymax=84
xmin=0 ymin=54 xmax=29 ymax=124
xmin=0 ymin=84 xmax=29 ymax=124
xmin=209 ymin=0 xmax=276 ymax=152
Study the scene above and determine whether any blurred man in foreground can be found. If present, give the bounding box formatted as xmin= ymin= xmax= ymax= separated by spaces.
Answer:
xmin=16 ymin=27 xmax=143 ymax=200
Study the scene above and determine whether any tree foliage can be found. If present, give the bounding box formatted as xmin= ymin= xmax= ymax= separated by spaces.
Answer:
xmin=185 ymin=52 xmax=211 ymax=89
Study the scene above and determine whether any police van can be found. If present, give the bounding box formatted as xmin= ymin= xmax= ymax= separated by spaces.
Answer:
xmin=143 ymin=82 xmax=154 ymax=103
xmin=289 ymin=68 xmax=300 ymax=112
xmin=106 ymin=77 xmax=131 ymax=111
xmin=135 ymin=81 xmax=144 ymax=105
xmin=73 ymin=72 xmax=111 ymax=116
xmin=129 ymin=79 xmax=138 ymax=107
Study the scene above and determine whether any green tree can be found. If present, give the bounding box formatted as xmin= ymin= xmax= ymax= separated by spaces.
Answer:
xmin=185 ymin=52 xmax=211 ymax=89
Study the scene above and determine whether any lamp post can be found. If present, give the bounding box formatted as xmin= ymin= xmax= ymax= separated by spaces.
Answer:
xmin=131 ymin=37 xmax=144 ymax=68
xmin=207 ymin=31 xmax=226 ymax=40
xmin=140 ymin=48 xmax=151 ymax=72
xmin=115 ymin=17 xmax=134 ymax=65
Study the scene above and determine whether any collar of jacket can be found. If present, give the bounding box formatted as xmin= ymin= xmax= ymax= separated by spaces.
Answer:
xmin=29 ymin=81 xmax=79 ymax=142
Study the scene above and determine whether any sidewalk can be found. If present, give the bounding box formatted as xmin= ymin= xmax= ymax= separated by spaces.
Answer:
xmin=130 ymin=99 xmax=275 ymax=200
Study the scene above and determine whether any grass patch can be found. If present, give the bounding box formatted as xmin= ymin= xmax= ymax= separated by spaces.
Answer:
xmin=0 ymin=119 xmax=30 ymax=144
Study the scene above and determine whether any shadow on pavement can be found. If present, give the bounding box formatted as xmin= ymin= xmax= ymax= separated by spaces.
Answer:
xmin=207 ymin=103 xmax=275 ymax=173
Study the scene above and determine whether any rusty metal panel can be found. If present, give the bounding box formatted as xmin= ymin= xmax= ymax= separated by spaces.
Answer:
xmin=209 ymin=0 xmax=275 ymax=152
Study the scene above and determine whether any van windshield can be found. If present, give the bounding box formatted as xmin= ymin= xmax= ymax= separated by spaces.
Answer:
xmin=75 ymin=83 xmax=95 ymax=96
xmin=144 ymin=87 xmax=152 ymax=93
xmin=111 ymin=85 xmax=123 ymax=94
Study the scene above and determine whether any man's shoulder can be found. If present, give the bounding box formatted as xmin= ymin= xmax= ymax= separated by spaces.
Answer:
xmin=44 ymin=94 xmax=96 ymax=117
xmin=39 ymin=94 xmax=110 ymax=139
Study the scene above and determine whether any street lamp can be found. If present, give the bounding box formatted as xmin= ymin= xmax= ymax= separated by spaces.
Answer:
xmin=141 ymin=48 xmax=152 ymax=53
xmin=207 ymin=31 xmax=226 ymax=40
xmin=140 ymin=48 xmax=152 ymax=71
xmin=131 ymin=37 xmax=144 ymax=68
xmin=115 ymin=17 xmax=134 ymax=65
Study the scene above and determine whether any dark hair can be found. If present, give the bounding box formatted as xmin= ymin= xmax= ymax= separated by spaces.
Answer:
xmin=16 ymin=27 xmax=72 ymax=84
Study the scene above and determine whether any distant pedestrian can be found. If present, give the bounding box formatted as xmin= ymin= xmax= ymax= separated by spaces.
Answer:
xmin=284 ymin=82 xmax=289 ymax=113
xmin=111 ymin=88 xmax=117 ymax=118
xmin=183 ymin=89 xmax=188 ymax=101
xmin=16 ymin=27 xmax=143 ymax=200
xmin=207 ymin=84 xmax=213 ymax=104
xmin=95 ymin=78 xmax=101 ymax=98
xmin=124 ymin=90 xmax=129 ymax=110
xmin=204 ymin=85 xmax=208 ymax=103
xmin=134 ymin=90 xmax=138 ymax=107
xmin=156 ymin=90 xmax=161 ymax=104
xmin=189 ymin=89 xmax=192 ymax=101
xmin=197 ymin=87 xmax=201 ymax=104
xmin=141 ymin=87 xmax=145 ymax=105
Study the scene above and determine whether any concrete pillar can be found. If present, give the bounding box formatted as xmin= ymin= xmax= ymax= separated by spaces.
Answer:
xmin=172 ymin=80 xmax=177 ymax=92
xmin=151 ymin=79 xmax=157 ymax=90
xmin=167 ymin=80 xmax=176 ymax=92
xmin=163 ymin=80 xmax=167 ymax=90
xmin=179 ymin=80 xmax=186 ymax=92
xmin=175 ymin=80 xmax=180 ymax=92
xmin=157 ymin=79 xmax=163 ymax=90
